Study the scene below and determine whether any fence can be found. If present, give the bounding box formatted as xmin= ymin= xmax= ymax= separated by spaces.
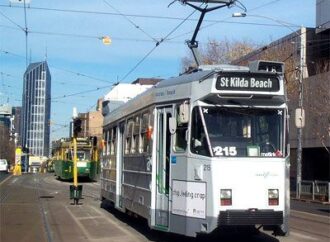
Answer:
xmin=298 ymin=180 xmax=330 ymax=203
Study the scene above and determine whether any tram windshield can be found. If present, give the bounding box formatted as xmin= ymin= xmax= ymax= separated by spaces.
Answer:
xmin=77 ymin=151 xmax=91 ymax=161
xmin=190 ymin=106 xmax=284 ymax=157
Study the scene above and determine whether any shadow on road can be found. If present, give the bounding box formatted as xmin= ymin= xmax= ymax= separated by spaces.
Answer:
xmin=100 ymin=200 xmax=280 ymax=242
xmin=55 ymin=176 xmax=97 ymax=183
xmin=318 ymin=208 xmax=330 ymax=214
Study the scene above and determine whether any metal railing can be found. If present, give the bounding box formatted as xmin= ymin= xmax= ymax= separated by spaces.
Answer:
xmin=297 ymin=180 xmax=330 ymax=203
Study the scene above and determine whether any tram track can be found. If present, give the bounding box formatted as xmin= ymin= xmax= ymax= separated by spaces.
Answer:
xmin=34 ymin=173 xmax=54 ymax=242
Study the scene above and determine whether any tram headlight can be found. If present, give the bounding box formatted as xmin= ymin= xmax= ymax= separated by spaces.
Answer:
xmin=220 ymin=189 xmax=232 ymax=206
xmin=268 ymin=189 xmax=279 ymax=206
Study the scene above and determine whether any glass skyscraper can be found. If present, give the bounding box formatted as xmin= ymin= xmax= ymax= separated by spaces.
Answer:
xmin=21 ymin=61 xmax=51 ymax=157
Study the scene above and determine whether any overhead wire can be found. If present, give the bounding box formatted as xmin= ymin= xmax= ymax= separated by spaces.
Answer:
xmin=0 ymin=3 xmax=248 ymax=22
xmin=119 ymin=4 xmax=200 ymax=82
xmin=40 ymin=5 xmax=200 ymax=100
xmin=23 ymin=0 xmax=28 ymax=67
xmin=0 ymin=49 xmax=115 ymax=86
xmin=0 ymin=9 xmax=25 ymax=31
xmin=103 ymin=0 xmax=158 ymax=43
xmin=169 ymin=0 xmax=289 ymax=41
xmin=0 ymin=1 xmax=292 ymax=28
xmin=2 ymin=24 xmax=184 ymax=44
xmin=1 ymin=0 xmax=321 ymax=101
xmin=231 ymin=28 xmax=324 ymax=64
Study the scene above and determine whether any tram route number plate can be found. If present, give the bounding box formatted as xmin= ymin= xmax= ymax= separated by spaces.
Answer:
xmin=77 ymin=162 xmax=87 ymax=167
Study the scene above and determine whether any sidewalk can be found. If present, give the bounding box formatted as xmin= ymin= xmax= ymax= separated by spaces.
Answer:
xmin=291 ymin=198 xmax=330 ymax=217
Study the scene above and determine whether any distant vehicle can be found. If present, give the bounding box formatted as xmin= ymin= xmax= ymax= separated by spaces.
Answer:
xmin=28 ymin=156 xmax=46 ymax=173
xmin=0 ymin=159 xmax=9 ymax=173
xmin=101 ymin=61 xmax=290 ymax=237
xmin=46 ymin=159 xmax=54 ymax=173
xmin=52 ymin=137 xmax=98 ymax=181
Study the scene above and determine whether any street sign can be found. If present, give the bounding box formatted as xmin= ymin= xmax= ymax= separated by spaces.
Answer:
xmin=295 ymin=108 xmax=305 ymax=128
xmin=15 ymin=147 xmax=22 ymax=165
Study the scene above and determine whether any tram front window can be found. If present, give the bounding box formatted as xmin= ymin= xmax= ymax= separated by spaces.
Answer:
xmin=77 ymin=151 xmax=91 ymax=161
xmin=191 ymin=107 xmax=284 ymax=157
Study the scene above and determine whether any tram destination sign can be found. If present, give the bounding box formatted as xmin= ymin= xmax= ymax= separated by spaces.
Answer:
xmin=216 ymin=74 xmax=280 ymax=92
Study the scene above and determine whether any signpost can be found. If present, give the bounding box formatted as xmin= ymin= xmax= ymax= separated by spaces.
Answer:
xmin=13 ymin=147 xmax=22 ymax=176
xmin=70 ymin=109 xmax=83 ymax=205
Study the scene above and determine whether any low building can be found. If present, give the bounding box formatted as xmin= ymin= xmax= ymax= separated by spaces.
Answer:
xmin=231 ymin=4 xmax=330 ymax=184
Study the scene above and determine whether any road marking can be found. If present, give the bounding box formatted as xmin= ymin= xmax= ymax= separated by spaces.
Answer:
xmin=10 ymin=177 xmax=18 ymax=184
xmin=0 ymin=174 xmax=12 ymax=185
xmin=291 ymin=231 xmax=320 ymax=241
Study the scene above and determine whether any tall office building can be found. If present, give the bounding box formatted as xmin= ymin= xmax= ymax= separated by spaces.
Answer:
xmin=21 ymin=61 xmax=51 ymax=157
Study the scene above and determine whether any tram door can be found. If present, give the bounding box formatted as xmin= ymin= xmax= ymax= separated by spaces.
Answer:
xmin=155 ymin=107 xmax=172 ymax=228
xmin=116 ymin=122 xmax=125 ymax=210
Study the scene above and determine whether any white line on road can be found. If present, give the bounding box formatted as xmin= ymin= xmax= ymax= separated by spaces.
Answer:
xmin=0 ymin=174 xmax=12 ymax=185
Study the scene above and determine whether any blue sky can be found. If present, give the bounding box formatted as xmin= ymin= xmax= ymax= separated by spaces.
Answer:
xmin=0 ymin=0 xmax=316 ymax=140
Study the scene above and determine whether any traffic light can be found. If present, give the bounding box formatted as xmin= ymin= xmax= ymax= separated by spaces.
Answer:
xmin=73 ymin=118 xmax=82 ymax=137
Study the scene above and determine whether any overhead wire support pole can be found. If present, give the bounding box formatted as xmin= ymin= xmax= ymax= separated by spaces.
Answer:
xmin=181 ymin=0 xmax=235 ymax=66
xmin=296 ymin=26 xmax=305 ymax=199
xmin=232 ymin=12 xmax=306 ymax=199
xmin=23 ymin=0 xmax=28 ymax=67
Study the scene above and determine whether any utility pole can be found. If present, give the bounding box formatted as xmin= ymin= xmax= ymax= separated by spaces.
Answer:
xmin=296 ymin=27 xmax=306 ymax=199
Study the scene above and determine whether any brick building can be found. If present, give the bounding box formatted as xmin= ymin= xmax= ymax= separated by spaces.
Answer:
xmin=232 ymin=3 xmax=330 ymax=183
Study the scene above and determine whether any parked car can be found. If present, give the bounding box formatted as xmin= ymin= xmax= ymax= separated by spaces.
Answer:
xmin=0 ymin=159 xmax=9 ymax=173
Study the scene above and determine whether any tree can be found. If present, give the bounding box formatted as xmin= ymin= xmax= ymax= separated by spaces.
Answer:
xmin=0 ymin=123 xmax=15 ymax=166
xmin=181 ymin=38 xmax=259 ymax=71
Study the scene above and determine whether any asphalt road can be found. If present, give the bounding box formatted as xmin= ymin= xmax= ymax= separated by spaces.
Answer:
xmin=1 ymin=173 xmax=329 ymax=242
xmin=0 ymin=172 xmax=10 ymax=183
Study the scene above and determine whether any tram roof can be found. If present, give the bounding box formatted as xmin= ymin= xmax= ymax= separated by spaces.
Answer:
xmin=103 ymin=62 xmax=285 ymax=124
xmin=157 ymin=64 xmax=249 ymax=88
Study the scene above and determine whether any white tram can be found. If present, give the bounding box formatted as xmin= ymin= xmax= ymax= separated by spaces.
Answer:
xmin=101 ymin=60 xmax=290 ymax=237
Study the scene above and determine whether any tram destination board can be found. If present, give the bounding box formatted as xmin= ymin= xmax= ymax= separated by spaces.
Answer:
xmin=216 ymin=73 xmax=280 ymax=92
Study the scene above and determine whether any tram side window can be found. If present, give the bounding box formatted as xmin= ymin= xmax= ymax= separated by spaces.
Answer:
xmin=132 ymin=116 xmax=140 ymax=154
xmin=107 ymin=130 xmax=111 ymax=155
xmin=140 ymin=112 xmax=150 ymax=153
xmin=174 ymin=105 xmax=188 ymax=152
xmin=125 ymin=119 xmax=134 ymax=154
xmin=190 ymin=107 xmax=210 ymax=156
xmin=102 ymin=132 xmax=106 ymax=156
xmin=111 ymin=127 xmax=116 ymax=155
xmin=67 ymin=149 xmax=73 ymax=160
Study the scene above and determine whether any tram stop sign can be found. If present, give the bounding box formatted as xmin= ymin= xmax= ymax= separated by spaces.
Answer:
xmin=295 ymin=108 xmax=305 ymax=128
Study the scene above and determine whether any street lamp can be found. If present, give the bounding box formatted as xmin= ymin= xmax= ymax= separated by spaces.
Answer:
xmin=232 ymin=12 xmax=306 ymax=199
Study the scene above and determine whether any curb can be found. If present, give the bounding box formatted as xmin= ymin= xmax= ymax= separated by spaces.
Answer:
xmin=291 ymin=197 xmax=330 ymax=205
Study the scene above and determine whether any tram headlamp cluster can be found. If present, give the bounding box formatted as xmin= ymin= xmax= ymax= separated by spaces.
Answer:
xmin=220 ymin=189 xmax=232 ymax=206
xmin=268 ymin=189 xmax=279 ymax=206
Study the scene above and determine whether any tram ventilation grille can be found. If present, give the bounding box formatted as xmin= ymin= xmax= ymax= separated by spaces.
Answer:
xmin=218 ymin=210 xmax=283 ymax=226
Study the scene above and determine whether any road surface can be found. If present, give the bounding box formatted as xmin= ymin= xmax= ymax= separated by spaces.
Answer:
xmin=1 ymin=173 xmax=329 ymax=242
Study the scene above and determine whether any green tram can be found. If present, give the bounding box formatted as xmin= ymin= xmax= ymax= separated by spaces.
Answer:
xmin=52 ymin=137 xmax=98 ymax=180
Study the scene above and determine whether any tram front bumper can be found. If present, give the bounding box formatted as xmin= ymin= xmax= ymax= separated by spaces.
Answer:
xmin=218 ymin=209 xmax=283 ymax=226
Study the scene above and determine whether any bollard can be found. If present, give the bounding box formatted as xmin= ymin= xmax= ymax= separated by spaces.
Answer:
xmin=70 ymin=185 xmax=83 ymax=205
